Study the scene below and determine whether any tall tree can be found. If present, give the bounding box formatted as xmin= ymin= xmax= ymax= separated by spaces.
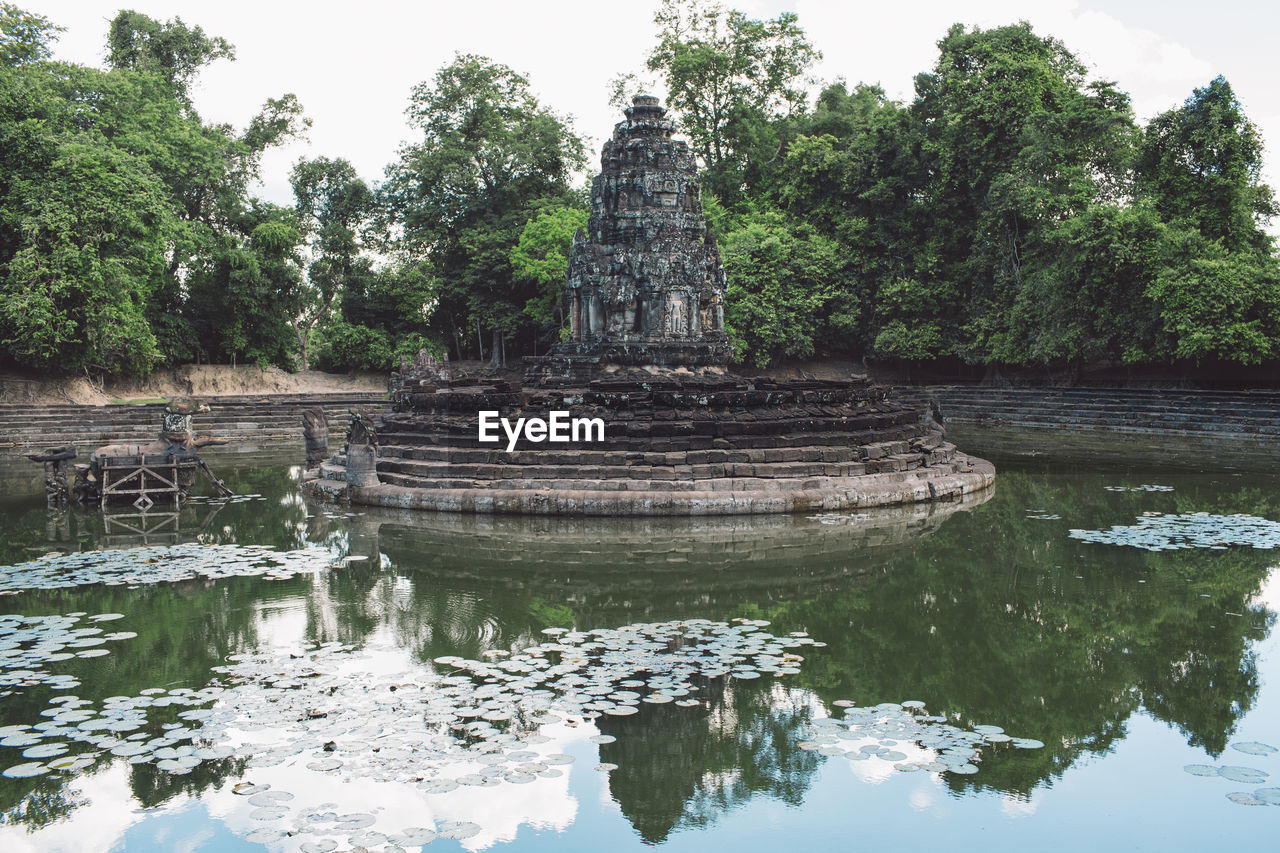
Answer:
xmin=106 ymin=10 xmax=233 ymax=107
xmin=0 ymin=2 xmax=60 ymax=65
xmin=720 ymin=210 xmax=847 ymax=367
xmin=644 ymin=0 xmax=819 ymax=203
xmin=1136 ymin=76 xmax=1277 ymax=253
xmin=909 ymin=22 xmax=1139 ymax=364
xmin=778 ymin=83 xmax=929 ymax=356
xmin=103 ymin=9 xmax=308 ymax=368
xmin=185 ymin=203 xmax=303 ymax=368
xmin=0 ymin=138 xmax=173 ymax=375
xmin=509 ymin=204 xmax=588 ymax=342
xmin=381 ymin=54 xmax=585 ymax=365
xmin=290 ymin=157 xmax=374 ymax=370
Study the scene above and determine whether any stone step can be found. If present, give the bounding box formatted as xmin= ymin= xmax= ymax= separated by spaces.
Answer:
xmin=0 ymin=396 xmax=393 ymax=450
xmin=375 ymin=457 xmax=880 ymax=482
xmin=373 ymin=424 xmax=931 ymax=453
xmin=914 ymin=385 xmax=1280 ymax=438
xmin=941 ymin=408 xmax=1280 ymax=432
xmin=373 ymin=443 xmax=868 ymax=467
xmin=373 ymin=460 xmax=967 ymax=494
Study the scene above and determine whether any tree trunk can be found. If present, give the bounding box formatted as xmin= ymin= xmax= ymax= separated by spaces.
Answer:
xmin=295 ymin=324 xmax=310 ymax=371
xmin=450 ymin=316 xmax=463 ymax=363
xmin=476 ymin=323 xmax=484 ymax=362
xmin=490 ymin=329 xmax=502 ymax=369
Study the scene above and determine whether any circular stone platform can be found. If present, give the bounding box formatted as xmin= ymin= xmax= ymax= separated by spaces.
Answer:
xmin=303 ymin=367 xmax=994 ymax=516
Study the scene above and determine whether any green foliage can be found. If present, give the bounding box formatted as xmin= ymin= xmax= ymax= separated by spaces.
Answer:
xmin=106 ymin=10 xmax=234 ymax=106
xmin=756 ymin=19 xmax=1280 ymax=372
xmin=314 ymin=320 xmax=393 ymax=372
xmin=720 ymin=210 xmax=847 ymax=367
xmin=644 ymin=0 xmax=819 ymax=205
xmin=1137 ymin=76 xmax=1277 ymax=252
xmin=1148 ymin=227 xmax=1280 ymax=364
xmin=0 ymin=67 xmax=174 ymax=375
xmin=289 ymin=156 xmax=375 ymax=369
xmin=911 ymin=23 xmax=1142 ymax=363
xmin=871 ymin=280 xmax=946 ymax=361
xmin=185 ymin=204 xmax=304 ymax=368
xmin=0 ymin=7 xmax=308 ymax=376
xmin=779 ymin=83 xmax=931 ymax=355
xmin=0 ymin=2 xmax=60 ymax=65
xmin=4 ymin=4 xmax=1280 ymax=376
xmin=510 ymin=205 xmax=588 ymax=330
xmin=381 ymin=53 xmax=585 ymax=364
xmin=317 ymin=261 xmax=436 ymax=371
xmin=999 ymin=203 xmax=1167 ymax=365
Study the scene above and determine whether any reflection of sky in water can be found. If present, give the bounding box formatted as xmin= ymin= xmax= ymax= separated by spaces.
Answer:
xmin=214 ymin=609 xmax=584 ymax=851
xmin=0 ymin=450 xmax=1279 ymax=851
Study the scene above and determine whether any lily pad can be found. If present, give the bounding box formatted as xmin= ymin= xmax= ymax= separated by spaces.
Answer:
xmin=2 ymin=762 xmax=47 ymax=778
xmin=1219 ymin=766 xmax=1269 ymax=784
xmin=437 ymin=820 xmax=480 ymax=840
xmin=1227 ymin=792 xmax=1267 ymax=806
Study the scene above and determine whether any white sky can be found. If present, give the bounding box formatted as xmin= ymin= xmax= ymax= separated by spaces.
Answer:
xmin=24 ymin=0 xmax=1280 ymax=220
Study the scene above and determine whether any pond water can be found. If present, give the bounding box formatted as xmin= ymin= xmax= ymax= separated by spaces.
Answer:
xmin=0 ymin=431 xmax=1278 ymax=851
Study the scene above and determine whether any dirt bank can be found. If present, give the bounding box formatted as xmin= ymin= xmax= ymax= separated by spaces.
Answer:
xmin=0 ymin=365 xmax=388 ymax=406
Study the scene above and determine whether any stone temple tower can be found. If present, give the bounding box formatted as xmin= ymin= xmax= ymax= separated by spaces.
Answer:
xmin=526 ymin=95 xmax=734 ymax=382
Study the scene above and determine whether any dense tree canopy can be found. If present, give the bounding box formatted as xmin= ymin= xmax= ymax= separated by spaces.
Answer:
xmin=0 ymin=7 xmax=308 ymax=375
xmin=2 ymin=2 xmax=1279 ymax=378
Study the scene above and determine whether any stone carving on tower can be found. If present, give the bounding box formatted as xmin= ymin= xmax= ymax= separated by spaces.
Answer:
xmin=526 ymin=95 xmax=732 ymax=381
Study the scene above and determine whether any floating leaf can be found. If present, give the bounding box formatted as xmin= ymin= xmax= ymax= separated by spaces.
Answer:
xmin=2 ymin=762 xmax=47 ymax=778
xmin=1070 ymin=513 xmax=1280 ymax=551
xmin=1227 ymin=792 xmax=1267 ymax=806
xmin=1219 ymin=766 xmax=1269 ymax=784
xmin=437 ymin=820 xmax=480 ymax=840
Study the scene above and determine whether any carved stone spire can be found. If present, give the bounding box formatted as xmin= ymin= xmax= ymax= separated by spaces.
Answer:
xmin=531 ymin=96 xmax=733 ymax=380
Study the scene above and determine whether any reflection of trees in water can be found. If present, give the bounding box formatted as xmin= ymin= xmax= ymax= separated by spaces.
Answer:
xmin=599 ymin=681 xmax=821 ymax=844
xmin=128 ymin=757 xmax=248 ymax=810
xmin=750 ymin=469 xmax=1277 ymax=797
xmin=0 ymin=774 xmax=84 ymax=832
xmin=0 ymin=577 xmax=268 ymax=829
xmin=0 ymin=465 xmax=316 ymax=830
xmin=3 ymin=461 xmax=1277 ymax=837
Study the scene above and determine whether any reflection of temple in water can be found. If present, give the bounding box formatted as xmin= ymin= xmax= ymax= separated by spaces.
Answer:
xmin=345 ymin=488 xmax=994 ymax=626
xmin=597 ymin=680 xmax=822 ymax=843
xmin=318 ymin=491 xmax=992 ymax=842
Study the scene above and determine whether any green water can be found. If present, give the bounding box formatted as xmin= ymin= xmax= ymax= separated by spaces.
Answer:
xmin=0 ymin=433 xmax=1278 ymax=851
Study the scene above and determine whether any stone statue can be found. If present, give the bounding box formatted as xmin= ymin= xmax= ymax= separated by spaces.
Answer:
xmin=666 ymin=293 xmax=687 ymax=335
